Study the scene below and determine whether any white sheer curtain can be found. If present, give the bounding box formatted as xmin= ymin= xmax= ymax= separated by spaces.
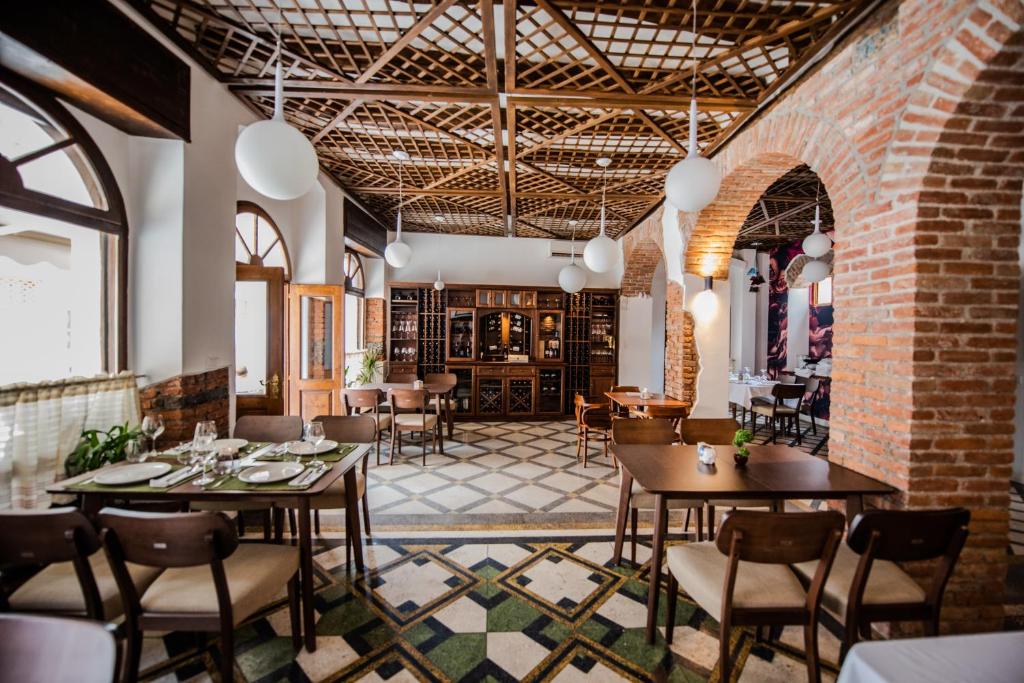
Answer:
xmin=0 ymin=371 xmax=140 ymax=509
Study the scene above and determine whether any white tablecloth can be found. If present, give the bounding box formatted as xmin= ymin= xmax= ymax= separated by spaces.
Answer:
xmin=837 ymin=632 xmax=1024 ymax=683
xmin=728 ymin=380 xmax=777 ymax=409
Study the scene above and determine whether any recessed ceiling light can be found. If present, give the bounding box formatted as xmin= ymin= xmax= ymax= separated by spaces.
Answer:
xmin=392 ymin=150 xmax=410 ymax=161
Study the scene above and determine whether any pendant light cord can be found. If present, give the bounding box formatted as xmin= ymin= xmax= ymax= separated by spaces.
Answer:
xmin=600 ymin=165 xmax=608 ymax=236
xmin=688 ymin=0 xmax=700 ymax=157
xmin=569 ymin=221 xmax=577 ymax=264
xmin=396 ymin=155 xmax=403 ymax=237
xmin=273 ymin=29 xmax=285 ymax=121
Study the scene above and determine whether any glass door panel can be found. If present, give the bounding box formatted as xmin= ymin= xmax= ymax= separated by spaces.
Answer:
xmin=448 ymin=308 xmax=475 ymax=360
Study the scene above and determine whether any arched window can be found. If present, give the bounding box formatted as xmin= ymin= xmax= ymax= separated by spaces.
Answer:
xmin=234 ymin=201 xmax=291 ymax=279
xmin=343 ymin=250 xmax=364 ymax=296
xmin=0 ymin=73 xmax=127 ymax=383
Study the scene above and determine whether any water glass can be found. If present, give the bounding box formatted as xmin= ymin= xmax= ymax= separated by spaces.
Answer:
xmin=124 ymin=438 xmax=144 ymax=463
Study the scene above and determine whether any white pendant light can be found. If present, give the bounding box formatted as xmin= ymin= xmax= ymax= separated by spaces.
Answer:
xmin=802 ymin=185 xmax=832 ymax=258
xmin=664 ymin=0 xmax=721 ymax=213
xmin=559 ymin=220 xmax=587 ymax=293
xmin=235 ymin=34 xmax=319 ymax=200
xmin=433 ymin=270 xmax=445 ymax=291
xmin=802 ymin=258 xmax=831 ymax=283
xmin=583 ymin=157 xmax=618 ymax=273
xmin=384 ymin=150 xmax=412 ymax=268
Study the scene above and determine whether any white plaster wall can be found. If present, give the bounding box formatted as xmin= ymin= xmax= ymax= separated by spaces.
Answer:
xmin=649 ymin=259 xmax=666 ymax=394
xmin=787 ymin=288 xmax=810 ymax=371
xmin=755 ymin=252 xmax=770 ymax=373
xmin=363 ymin=256 xmax=385 ymax=298
xmin=729 ymin=251 xmax=757 ymax=373
xmin=387 ymin=233 xmax=622 ymax=289
xmin=618 ymin=296 xmax=653 ymax=387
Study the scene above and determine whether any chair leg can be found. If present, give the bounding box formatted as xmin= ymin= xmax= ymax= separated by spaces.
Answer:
xmin=389 ymin=427 xmax=398 ymax=464
xmin=583 ymin=430 xmax=589 ymax=468
xmin=422 ymin=425 xmax=427 ymax=466
xmin=707 ymin=505 xmax=715 ymax=541
xmin=696 ymin=506 xmax=705 ymax=542
xmin=629 ymin=507 xmax=638 ymax=564
xmin=804 ymin=619 xmax=821 ymax=683
xmin=796 ymin=415 xmax=803 ymax=446
xmin=811 ymin=412 xmax=818 ymax=436
xmin=122 ymin=625 xmax=142 ymax=683
xmin=237 ymin=512 xmax=245 ymax=537
xmin=219 ymin=620 xmax=235 ymax=683
xmin=771 ymin=416 xmax=777 ymax=444
xmin=376 ymin=430 xmax=381 ymax=466
xmin=362 ymin=492 xmax=372 ymax=536
xmin=288 ymin=509 xmax=296 ymax=537
xmin=263 ymin=510 xmax=271 ymax=540
xmin=287 ymin=575 xmax=301 ymax=650
xmin=719 ymin=615 xmax=732 ymax=683
xmin=314 ymin=510 xmax=321 ymax=535
xmin=665 ymin=571 xmax=679 ymax=644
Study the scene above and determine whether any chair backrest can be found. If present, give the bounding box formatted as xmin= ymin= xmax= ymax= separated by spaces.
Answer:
xmin=643 ymin=405 xmax=689 ymax=420
xmin=804 ymin=377 xmax=821 ymax=397
xmin=780 ymin=374 xmax=807 ymax=385
xmin=424 ymin=373 xmax=457 ymax=389
xmin=311 ymin=414 xmax=378 ymax=443
xmin=679 ymin=418 xmax=740 ymax=445
xmin=99 ymin=509 xmax=238 ymax=569
xmin=772 ymin=383 xmax=806 ymax=401
xmin=610 ymin=385 xmax=639 ymax=393
xmin=386 ymin=372 xmax=418 ymax=384
xmin=390 ymin=388 xmax=427 ymax=411
xmin=232 ymin=415 xmax=303 ymax=443
xmin=847 ymin=508 xmax=970 ymax=563
xmin=0 ymin=508 xmax=105 ymax=618
xmin=612 ymin=418 xmax=676 ymax=445
xmin=342 ymin=388 xmax=382 ymax=413
xmin=717 ymin=510 xmax=845 ymax=565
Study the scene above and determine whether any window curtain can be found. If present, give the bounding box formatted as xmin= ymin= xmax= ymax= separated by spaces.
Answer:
xmin=0 ymin=371 xmax=140 ymax=509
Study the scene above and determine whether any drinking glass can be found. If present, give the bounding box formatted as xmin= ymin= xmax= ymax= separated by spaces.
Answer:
xmin=124 ymin=438 xmax=144 ymax=464
xmin=212 ymin=451 xmax=235 ymax=479
xmin=140 ymin=414 xmax=165 ymax=456
xmin=192 ymin=421 xmax=217 ymax=484
xmin=304 ymin=421 xmax=326 ymax=468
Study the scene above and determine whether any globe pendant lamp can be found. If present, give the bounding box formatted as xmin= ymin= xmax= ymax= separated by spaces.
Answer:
xmin=802 ymin=258 xmax=831 ymax=283
xmin=384 ymin=150 xmax=412 ymax=268
xmin=583 ymin=157 xmax=618 ymax=273
xmin=234 ymin=36 xmax=319 ymax=200
xmin=802 ymin=200 xmax=832 ymax=258
xmin=664 ymin=0 xmax=721 ymax=213
xmin=559 ymin=222 xmax=587 ymax=293
xmin=434 ymin=269 xmax=445 ymax=291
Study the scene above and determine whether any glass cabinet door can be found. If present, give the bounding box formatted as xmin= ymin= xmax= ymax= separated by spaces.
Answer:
xmin=507 ymin=312 xmax=531 ymax=356
xmin=537 ymin=310 xmax=562 ymax=360
xmin=447 ymin=308 xmax=475 ymax=360
xmin=479 ymin=311 xmax=504 ymax=361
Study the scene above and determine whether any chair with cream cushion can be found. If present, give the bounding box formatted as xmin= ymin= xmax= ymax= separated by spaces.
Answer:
xmin=192 ymin=415 xmax=303 ymax=538
xmin=389 ymin=388 xmax=439 ymax=465
xmin=99 ymin=508 xmax=300 ymax=683
xmin=665 ymin=510 xmax=844 ymax=683
xmin=611 ymin=419 xmax=705 ymax=564
xmin=0 ymin=508 xmax=161 ymax=622
xmin=424 ymin=372 xmax=458 ymax=438
xmin=792 ymin=508 xmax=970 ymax=661
xmin=342 ymin=388 xmax=391 ymax=465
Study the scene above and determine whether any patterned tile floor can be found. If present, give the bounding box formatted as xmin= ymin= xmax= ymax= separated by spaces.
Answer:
xmin=139 ymin=530 xmax=843 ymax=683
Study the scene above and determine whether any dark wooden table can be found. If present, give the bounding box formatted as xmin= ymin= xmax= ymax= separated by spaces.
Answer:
xmin=356 ymin=381 xmax=457 ymax=438
xmin=610 ymin=443 xmax=895 ymax=643
xmin=604 ymin=391 xmax=691 ymax=410
xmin=0 ymin=613 xmax=117 ymax=683
xmin=47 ymin=443 xmax=371 ymax=653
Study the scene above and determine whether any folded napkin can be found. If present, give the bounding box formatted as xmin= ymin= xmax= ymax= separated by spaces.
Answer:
xmin=150 ymin=467 xmax=197 ymax=489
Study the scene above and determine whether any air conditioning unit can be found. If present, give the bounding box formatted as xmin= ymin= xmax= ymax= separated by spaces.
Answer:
xmin=548 ymin=240 xmax=580 ymax=260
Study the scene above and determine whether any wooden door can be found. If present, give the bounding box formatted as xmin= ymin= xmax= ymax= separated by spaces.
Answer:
xmin=235 ymin=264 xmax=285 ymax=418
xmin=287 ymin=284 xmax=344 ymax=421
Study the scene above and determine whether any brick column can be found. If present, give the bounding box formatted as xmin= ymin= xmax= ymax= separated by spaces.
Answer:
xmin=138 ymin=367 xmax=230 ymax=442
xmin=365 ymin=297 xmax=385 ymax=345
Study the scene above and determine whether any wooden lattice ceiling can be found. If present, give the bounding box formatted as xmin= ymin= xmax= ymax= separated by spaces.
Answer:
xmin=130 ymin=0 xmax=872 ymax=240
xmin=734 ymin=164 xmax=833 ymax=250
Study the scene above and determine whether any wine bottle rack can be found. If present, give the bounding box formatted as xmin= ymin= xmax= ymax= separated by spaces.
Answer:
xmin=477 ymin=378 xmax=504 ymax=415
xmin=508 ymin=378 xmax=533 ymax=414
xmin=417 ymin=287 xmax=447 ymax=376
xmin=565 ymin=292 xmax=592 ymax=412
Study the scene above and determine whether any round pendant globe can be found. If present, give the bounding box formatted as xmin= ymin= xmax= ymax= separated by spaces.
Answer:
xmin=691 ymin=288 xmax=718 ymax=321
xmin=433 ymin=279 xmax=445 ymax=291
xmin=802 ymin=258 xmax=831 ymax=283
xmin=802 ymin=230 xmax=832 ymax=259
xmin=583 ymin=233 xmax=617 ymax=273
xmin=558 ymin=263 xmax=587 ymax=293
xmin=384 ymin=240 xmax=412 ymax=268
xmin=235 ymin=119 xmax=319 ymax=200
xmin=664 ymin=155 xmax=721 ymax=213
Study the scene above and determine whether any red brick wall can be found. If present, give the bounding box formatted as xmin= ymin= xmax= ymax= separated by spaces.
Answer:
xmin=666 ymin=0 xmax=1024 ymax=632
xmin=365 ymin=297 xmax=385 ymax=345
xmin=138 ymin=367 xmax=230 ymax=443
xmin=621 ymin=208 xmax=664 ymax=297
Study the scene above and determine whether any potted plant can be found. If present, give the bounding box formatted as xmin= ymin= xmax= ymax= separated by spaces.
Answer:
xmin=64 ymin=422 xmax=142 ymax=477
xmin=356 ymin=343 xmax=384 ymax=386
xmin=732 ymin=428 xmax=754 ymax=468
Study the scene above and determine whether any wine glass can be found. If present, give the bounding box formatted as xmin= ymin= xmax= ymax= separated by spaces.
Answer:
xmin=192 ymin=421 xmax=217 ymax=484
xmin=140 ymin=414 xmax=165 ymax=456
xmin=304 ymin=421 xmax=326 ymax=468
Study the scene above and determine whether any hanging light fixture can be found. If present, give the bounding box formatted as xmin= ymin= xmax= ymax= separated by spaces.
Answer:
xmin=559 ymin=220 xmax=587 ymax=293
xmin=384 ymin=150 xmax=412 ymax=268
xmin=235 ymin=31 xmax=319 ymax=200
xmin=664 ymin=0 xmax=721 ymax=213
xmin=583 ymin=157 xmax=618 ymax=273
xmin=434 ymin=270 xmax=445 ymax=291
xmin=802 ymin=258 xmax=831 ymax=283
xmin=802 ymin=182 xmax=832 ymax=258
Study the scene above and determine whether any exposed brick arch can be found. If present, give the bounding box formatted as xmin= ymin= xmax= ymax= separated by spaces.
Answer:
xmin=621 ymin=235 xmax=664 ymax=297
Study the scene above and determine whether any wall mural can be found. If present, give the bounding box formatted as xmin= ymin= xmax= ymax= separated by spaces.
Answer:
xmin=767 ymin=241 xmax=832 ymax=420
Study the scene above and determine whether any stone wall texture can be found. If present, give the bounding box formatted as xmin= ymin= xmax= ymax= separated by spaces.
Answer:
xmin=138 ymin=367 xmax=230 ymax=443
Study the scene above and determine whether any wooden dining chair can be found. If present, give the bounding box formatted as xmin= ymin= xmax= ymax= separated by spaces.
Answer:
xmin=631 ymin=404 xmax=689 ymax=435
xmin=424 ymin=372 xmax=458 ymax=438
xmin=800 ymin=377 xmax=823 ymax=436
xmin=99 ymin=508 xmax=301 ymax=683
xmin=342 ymin=388 xmax=391 ymax=465
xmin=751 ymin=383 xmax=806 ymax=444
xmin=609 ymin=385 xmax=639 ymax=416
xmin=678 ymin=417 xmax=779 ymax=540
xmin=665 ymin=510 xmax=845 ymax=683
xmin=792 ymin=508 xmax=970 ymax=661
xmin=386 ymin=372 xmax=418 ymax=384
xmin=0 ymin=613 xmax=118 ymax=683
xmin=0 ymin=508 xmax=162 ymax=622
xmin=612 ymin=419 xmax=705 ymax=562
xmin=389 ymin=388 xmax=440 ymax=465
xmin=574 ymin=393 xmax=612 ymax=468
xmin=192 ymin=415 xmax=303 ymax=538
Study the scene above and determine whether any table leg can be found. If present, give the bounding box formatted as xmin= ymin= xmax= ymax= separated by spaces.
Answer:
xmin=612 ymin=469 xmax=633 ymax=564
xmin=297 ymin=497 xmax=316 ymax=652
xmin=846 ymin=494 xmax=864 ymax=527
xmin=646 ymin=494 xmax=667 ymax=644
xmin=343 ymin=469 xmax=365 ymax=572
xmin=445 ymin=393 xmax=454 ymax=439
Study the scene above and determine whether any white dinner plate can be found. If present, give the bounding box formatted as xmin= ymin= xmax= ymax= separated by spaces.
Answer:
xmin=95 ymin=462 xmax=172 ymax=486
xmin=238 ymin=462 xmax=305 ymax=484
xmin=286 ymin=440 xmax=338 ymax=455
xmin=212 ymin=438 xmax=248 ymax=450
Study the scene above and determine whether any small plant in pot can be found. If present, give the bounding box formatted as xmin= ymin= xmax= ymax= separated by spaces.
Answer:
xmin=732 ymin=428 xmax=754 ymax=468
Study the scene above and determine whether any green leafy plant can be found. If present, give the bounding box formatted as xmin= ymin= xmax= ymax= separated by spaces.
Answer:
xmin=356 ymin=343 xmax=384 ymax=386
xmin=732 ymin=428 xmax=754 ymax=459
xmin=64 ymin=423 xmax=142 ymax=477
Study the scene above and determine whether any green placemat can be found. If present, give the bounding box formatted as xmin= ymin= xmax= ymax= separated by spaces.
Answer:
xmin=257 ymin=443 xmax=359 ymax=463
xmin=64 ymin=464 xmax=194 ymax=494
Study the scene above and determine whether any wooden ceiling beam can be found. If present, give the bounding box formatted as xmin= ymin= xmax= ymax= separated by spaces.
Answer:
xmin=229 ymin=80 xmax=495 ymax=103
xmin=355 ymin=0 xmax=460 ymax=84
xmin=481 ymin=0 xmax=509 ymax=228
xmin=351 ymin=187 xmax=658 ymax=200
xmin=741 ymin=200 xmax=817 ymax=233
xmin=311 ymin=99 xmax=363 ymax=144
xmin=506 ymin=91 xmax=755 ymax=111
xmin=635 ymin=111 xmax=687 ymax=155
